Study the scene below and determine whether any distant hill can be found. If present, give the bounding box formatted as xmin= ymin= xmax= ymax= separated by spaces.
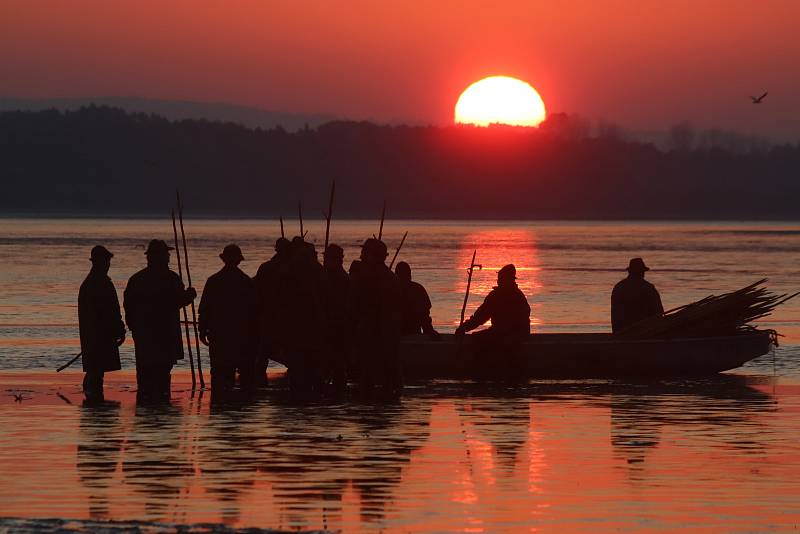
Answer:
xmin=0 ymin=96 xmax=336 ymax=132
xmin=1 ymin=106 xmax=799 ymax=219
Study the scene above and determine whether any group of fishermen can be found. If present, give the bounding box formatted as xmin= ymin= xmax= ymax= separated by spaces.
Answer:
xmin=78 ymin=234 xmax=663 ymax=400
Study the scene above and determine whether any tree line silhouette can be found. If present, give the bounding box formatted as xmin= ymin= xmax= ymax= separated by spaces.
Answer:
xmin=2 ymin=105 xmax=799 ymax=218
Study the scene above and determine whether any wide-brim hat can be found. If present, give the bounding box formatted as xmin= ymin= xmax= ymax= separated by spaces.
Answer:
xmin=220 ymin=244 xmax=245 ymax=262
xmin=144 ymin=239 xmax=174 ymax=255
xmin=90 ymin=245 xmax=113 ymax=261
xmin=626 ymin=257 xmax=650 ymax=272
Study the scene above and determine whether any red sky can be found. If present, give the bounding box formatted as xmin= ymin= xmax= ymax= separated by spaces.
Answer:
xmin=1 ymin=0 xmax=799 ymax=139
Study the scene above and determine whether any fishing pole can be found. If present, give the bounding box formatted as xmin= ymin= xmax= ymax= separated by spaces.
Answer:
xmin=460 ymin=250 xmax=481 ymax=327
xmin=388 ymin=231 xmax=408 ymax=269
xmin=172 ymin=207 xmax=197 ymax=389
xmin=298 ymin=201 xmax=304 ymax=238
xmin=324 ymin=180 xmax=335 ymax=251
xmin=378 ymin=200 xmax=386 ymax=240
xmin=279 ymin=215 xmax=285 ymax=238
xmin=56 ymin=352 xmax=82 ymax=372
xmin=177 ymin=190 xmax=205 ymax=388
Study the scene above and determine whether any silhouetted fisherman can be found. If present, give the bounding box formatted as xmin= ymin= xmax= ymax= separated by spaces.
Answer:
xmin=611 ymin=257 xmax=664 ymax=333
xmin=123 ymin=239 xmax=196 ymax=398
xmin=252 ymin=237 xmax=291 ymax=384
xmin=395 ymin=261 xmax=440 ymax=339
xmin=78 ymin=246 xmax=126 ymax=400
xmin=323 ymin=244 xmax=351 ymax=389
xmin=348 ymin=238 xmax=402 ymax=394
xmin=199 ymin=244 xmax=258 ymax=390
xmin=455 ymin=264 xmax=530 ymax=376
xmin=282 ymin=237 xmax=327 ymax=391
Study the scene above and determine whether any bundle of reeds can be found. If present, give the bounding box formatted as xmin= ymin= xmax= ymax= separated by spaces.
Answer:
xmin=619 ymin=279 xmax=798 ymax=338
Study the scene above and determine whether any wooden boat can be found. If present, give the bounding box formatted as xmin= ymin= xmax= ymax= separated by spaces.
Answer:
xmin=398 ymin=330 xmax=775 ymax=379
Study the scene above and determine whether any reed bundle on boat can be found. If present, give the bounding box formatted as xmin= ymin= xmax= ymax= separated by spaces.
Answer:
xmin=619 ymin=279 xmax=798 ymax=338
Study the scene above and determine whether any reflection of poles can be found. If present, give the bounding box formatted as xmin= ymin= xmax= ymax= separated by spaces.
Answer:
xmin=378 ymin=200 xmax=386 ymax=240
xmin=388 ymin=231 xmax=408 ymax=269
xmin=460 ymin=249 xmax=481 ymax=327
xmin=324 ymin=180 xmax=335 ymax=251
xmin=172 ymin=208 xmax=197 ymax=389
xmin=177 ymin=190 xmax=205 ymax=388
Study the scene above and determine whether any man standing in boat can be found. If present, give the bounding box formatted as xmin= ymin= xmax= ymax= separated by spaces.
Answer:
xmin=395 ymin=261 xmax=440 ymax=339
xmin=78 ymin=245 xmax=126 ymax=401
xmin=455 ymin=264 xmax=530 ymax=376
xmin=198 ymin=244 xmax=258 ymax=390
xmin=123 ymin=239 xmax=196 ymax=399
xmin=611 ymin=257 xmax=664 ymax=333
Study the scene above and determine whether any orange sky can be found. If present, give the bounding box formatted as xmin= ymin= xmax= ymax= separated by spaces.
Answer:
xmin=1 ymin=0 xmax=799 ymax=139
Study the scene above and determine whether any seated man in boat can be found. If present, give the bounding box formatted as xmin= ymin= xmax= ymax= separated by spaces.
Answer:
xmin=455 ymin=264 xmax=531 ymax=376
xmin=395 ymin=261 xmax=440 ymax=339
xmin=78 ymin=245 xmax=126 ymax=401
xmin=611 ymin=257 xmax=664 ymax=333
xmin=198 ymin=244 xmax=258 ymax=390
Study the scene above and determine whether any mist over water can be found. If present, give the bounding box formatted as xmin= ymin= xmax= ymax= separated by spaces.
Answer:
xmin=1 ymin=218 xmax=799 ymax=532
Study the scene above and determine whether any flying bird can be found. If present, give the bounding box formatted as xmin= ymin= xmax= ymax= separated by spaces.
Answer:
xmin=751 ymin=92 xmax=768 ymax=104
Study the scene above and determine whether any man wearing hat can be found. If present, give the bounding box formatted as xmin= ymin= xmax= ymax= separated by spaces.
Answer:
xmin=123 ymin=239 xmax=197 ymax=398
xmin=611 ymin=258 xmax=664 ymax=333
xmin=349 ymin=238 xmax=403 ymax=394
xmin=395 ymin=261 xmax=439 ymax=339
xmin=78 ymin=245 xmax=126 ymax=400
xmin=198 ymin=244 xmax=258 ymax=390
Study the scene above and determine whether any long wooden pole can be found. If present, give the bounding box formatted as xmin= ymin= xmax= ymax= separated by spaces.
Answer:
xmin=279 ymin=216 xmax=285 ymax=238
xmin=298 ymin=202 xmax=304 ymax=238
xmin=378 ymin=200 xmax=386 ymax=240
xmin=172 ymin=207 xmax=197 ymax=389
xmin=460 ymin=250 xmax=478 ymax=327
xmin=177 ymin=191 xmax=205 ymax=388
xmin=324 ymin=180 xmax=335 ymax=251
xmin=388 ymin=231 xmax=408 ymax=269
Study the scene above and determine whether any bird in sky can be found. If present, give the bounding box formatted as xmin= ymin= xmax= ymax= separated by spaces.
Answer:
xmin=751 ymin=92 xmax=768 ymax=104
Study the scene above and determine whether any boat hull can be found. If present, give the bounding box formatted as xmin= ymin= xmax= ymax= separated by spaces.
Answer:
xmin=399 ymin=331 xmax=774 ymax=379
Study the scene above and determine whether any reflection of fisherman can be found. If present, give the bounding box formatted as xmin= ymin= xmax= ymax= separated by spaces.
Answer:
xmin=323 ymin=244 xmax=351 ymax=389
xmin=123 ymin=239 xmax=196 ymax=399
xmin=395 ymin=261 xmax=439 ymax=339
xmin=78 ymin=245 xmax=126 ymax=400
xmin=611 ymin=258 xmax=664 ymax=333
xmin=252 ymin=237 xmax=291 ymax=384
xmin=455 ymin=264 xmax=530 ymax=375
xmin=349 ymin=238 xmax=402 ymax=393
xmin=199 ymin=244 xmax=258 ymax=390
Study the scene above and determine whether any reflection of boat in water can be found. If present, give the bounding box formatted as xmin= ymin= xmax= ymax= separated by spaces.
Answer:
xmin=399 ymin=330 xmax=775 ymax=378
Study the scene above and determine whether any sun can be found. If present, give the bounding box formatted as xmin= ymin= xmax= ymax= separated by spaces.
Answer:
xmin=455 ymin=75 xmax=546 ymax=127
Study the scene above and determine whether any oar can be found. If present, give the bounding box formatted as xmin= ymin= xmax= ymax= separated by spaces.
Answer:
xmin=388 ymin=231 xmax=408 ymax=269
xmin=56 ymin=352 xmax=82 ymax=372
xmin=172 ymin=207 xmax=197 ymax=389
xmin=378 ymin=200 xmax=386 ymax=240
xmin=324 ymin=180 xmax=335 ymax=251
xmin=177 ymin=190 xmax=205 ymax=389
xmin=460 ymin=250 xmax=480 ymax=327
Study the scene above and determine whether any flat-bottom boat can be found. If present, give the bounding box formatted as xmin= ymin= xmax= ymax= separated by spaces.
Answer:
xmin=398 ymin=330 xmax=775 ymax=379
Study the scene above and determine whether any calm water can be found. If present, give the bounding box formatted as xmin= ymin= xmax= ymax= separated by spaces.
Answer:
xmin=1 ymin=218 xmax=800 ymax=532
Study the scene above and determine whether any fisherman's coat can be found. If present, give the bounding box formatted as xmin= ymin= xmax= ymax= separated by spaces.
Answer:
xmin=398 ymin=280 xmax=434 ymax=335
xmin=199 ymin=265 xmax=258 ymax=364
xmin=461 ymin=284 xmax=531 ymax=336
xmin=78 ymin=270 xmax=125 ymax=373
xmin=611 ymin=276 xmax=664 ymax=333
xmin=123 ymin=266 xmax=192 ymax=367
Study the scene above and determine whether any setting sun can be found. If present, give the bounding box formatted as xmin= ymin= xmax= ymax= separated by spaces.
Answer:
xmin=455 ymin=76 xmax=546 ymax=127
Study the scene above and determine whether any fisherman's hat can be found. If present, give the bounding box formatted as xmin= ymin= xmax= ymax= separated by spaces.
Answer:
xmin=324 ymin=244 xmax=344 ymax=259
xmin=144 ymin=239 xmax=174 ymax=256
xmin=220 ymin=243 xmax=245 ymax=262
xmin=90 ymin=245 xmax=113 ymax=261
xmin=498 ymin=264 xmax=517 ymax=280
xmin=626 ymin=257 xmax=650 ymax=272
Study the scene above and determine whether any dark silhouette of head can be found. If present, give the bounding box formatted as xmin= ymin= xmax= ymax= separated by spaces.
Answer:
xmin=395 ymin=261 xmax=412 ymax=283
xmin=626 ymin=257 xmax=650 ymax=279
xmin=144 ymin=239 xmax=173 ymax=268
xmin=220 ymin=244 xmax=244 ymax=267
xmin=323 ymin=244 xmax=344 ymax=270
xmin=275 ymin=237 xmax=291 ymax=256
xmin=361 ymin=238 xmax=388 ymax=267
xmin=90 ymin=245 xmax=113 ymax=274
xmin=497 ymin=264 xmax=516 ymax=287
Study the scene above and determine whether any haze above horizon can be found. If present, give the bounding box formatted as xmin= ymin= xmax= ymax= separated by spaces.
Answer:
xmin=1 ymin=1 xmax=799 ymax=140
